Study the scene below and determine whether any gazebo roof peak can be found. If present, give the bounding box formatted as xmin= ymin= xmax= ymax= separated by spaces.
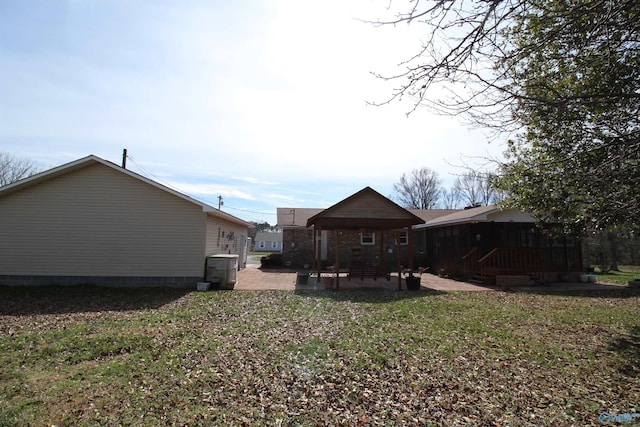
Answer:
xmin=306 ymin=186 xmax=425 ymax=230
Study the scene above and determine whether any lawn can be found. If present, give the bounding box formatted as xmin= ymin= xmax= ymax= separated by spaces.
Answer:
xmin=1 ymin=286 xmax=638 ymax=426
xmin=595 ymin=265 xmax=640 ymax=286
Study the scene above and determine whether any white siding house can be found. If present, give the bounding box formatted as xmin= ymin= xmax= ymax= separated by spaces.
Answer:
xmin=253 ymin=232 xmax=283 ymax=252
xmin=0 ymin=155 xmax=250 ymax=287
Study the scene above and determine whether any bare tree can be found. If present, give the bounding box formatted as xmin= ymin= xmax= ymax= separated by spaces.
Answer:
xmin=453 ymin=172 xmax=482 ymax=208
xmin=453 ymin=170 xmax=501 ymax=207
xmin=368 ymin=0 xmax=526 ymax=131
xmin=0 ymin=152 xmax=40 ymax=187
xmin=370 ymin=0 xmax=639 ymax=233
xmin=440 ymin=187 xmax=460 ymax=209
xmin=392 ymin=167 xmax=442 ymax=209
xmin=369 ymin=1 xmax=638 ymax=128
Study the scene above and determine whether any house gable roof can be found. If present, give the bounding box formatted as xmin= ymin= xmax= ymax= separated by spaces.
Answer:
xmin=0 ymin=154 xmax=250 ymax=227
xmin=305 ymin=186 xmax=425 ymax=230
xmin=276 ymin=208 xmax=324 ymax=227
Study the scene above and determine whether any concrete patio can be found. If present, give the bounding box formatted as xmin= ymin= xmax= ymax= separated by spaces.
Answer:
xmin=234 ymin=263 xmax=627 ymax=292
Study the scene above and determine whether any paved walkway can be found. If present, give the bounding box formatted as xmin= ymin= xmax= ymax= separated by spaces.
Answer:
xmin=236 ymin=264 xmax=491 ymax=292
xmin=235 ymin=264 xmax=627 ymax=292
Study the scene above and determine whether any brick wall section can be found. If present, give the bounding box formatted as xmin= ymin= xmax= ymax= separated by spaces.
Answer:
xmin=282 ymin=229 xmax=415 ymax=269
xmin=282 ymin=228 xmax=314 ymax=267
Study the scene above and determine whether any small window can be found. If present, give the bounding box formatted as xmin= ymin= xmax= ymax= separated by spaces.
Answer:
xmin=271 ymin=241 xmax=279 ymax=249
xmin=398 ymin=231 xmax=408 ymax=246
xmin=258 ymin=241 xmax=266 ymax=249
xmin=361 ymin=232 xmax=375 ymax=245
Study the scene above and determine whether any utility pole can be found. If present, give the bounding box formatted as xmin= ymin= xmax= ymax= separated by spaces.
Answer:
xmin=121 ymin=148 xmax=127 ymax=168
xmin=218 ymin=195 xmax=223 ymax=210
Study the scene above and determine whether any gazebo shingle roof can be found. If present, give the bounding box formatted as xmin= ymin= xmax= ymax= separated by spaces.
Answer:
xmin=305 ymin=187 xmax=425 ymax=230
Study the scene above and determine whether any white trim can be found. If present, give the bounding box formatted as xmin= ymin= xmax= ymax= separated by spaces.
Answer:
xmin=0 ymin=154 xmax=251 ymax=228
xmin=361 ymin=232 xmax=375 ymax=245
xmin=398 ymin=231 xmax=408 ymax=245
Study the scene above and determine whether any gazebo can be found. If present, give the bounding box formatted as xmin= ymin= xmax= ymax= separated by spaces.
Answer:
xmin=306 ymin=187 xmax=425 ymax=290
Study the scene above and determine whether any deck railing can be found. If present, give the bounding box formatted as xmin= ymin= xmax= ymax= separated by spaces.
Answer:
xmin=475 ymin=247 xmax=546 ymax=284
xmin=461 ymin=247 xmax=481 ymax=278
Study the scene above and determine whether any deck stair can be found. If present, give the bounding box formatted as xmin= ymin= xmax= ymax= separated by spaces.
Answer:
xmin=465 ymin=248 xmax=546 ymax=285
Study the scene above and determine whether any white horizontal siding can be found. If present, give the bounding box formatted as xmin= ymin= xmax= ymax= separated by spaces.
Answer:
xmin=205 ymin=215 xmax=247 ymax=257
xmin=0 ymin=163 xmax=206 ymax=277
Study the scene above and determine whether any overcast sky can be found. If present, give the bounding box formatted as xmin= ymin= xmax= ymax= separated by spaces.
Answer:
xmin=0 ymin=0 xmax=503 ymax=223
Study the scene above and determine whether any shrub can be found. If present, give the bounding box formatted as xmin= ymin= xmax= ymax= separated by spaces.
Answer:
xmin=260 ymin=253 xmax=283 ymax=268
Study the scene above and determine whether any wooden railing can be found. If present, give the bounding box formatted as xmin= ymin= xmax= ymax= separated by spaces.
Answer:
xmin=461 ymin=247 xmax=481 ymax=278
xmin=475 ymin=248 xmax=546 ymax=284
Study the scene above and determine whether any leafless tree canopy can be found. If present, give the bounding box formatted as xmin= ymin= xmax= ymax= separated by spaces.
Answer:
xmin=453 ymin=170 xmax=504 ymax=207
xmin=369 ymin=0 xmax=524 ymax=128
xmin=369 ymin=0 xmax=640 ymax=131
xmin=0 ymin=152 xmax=40 ymax=187
xmin=374 ymin=0 xmax=639 ymax=232
xmin=392 ymin=167 xmax=442 ymax=209
xmin=440 ymin=188 xmax=460 ymax=209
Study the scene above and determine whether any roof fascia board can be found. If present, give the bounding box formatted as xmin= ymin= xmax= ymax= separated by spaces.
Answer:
xmin=0 ymin=154 xmax=250 ymax=227
xmin=306 ymin=186 xmax=425 ymax=227
xmin=0 ymin=154 xmax=212 ymax=209
xmin=203 ymin=208 xmax=251 ymax=227
xmin=89 ymin=156 xmax=219 ymax=212
xmin=0 ymin=155 xmax=98 ymax=195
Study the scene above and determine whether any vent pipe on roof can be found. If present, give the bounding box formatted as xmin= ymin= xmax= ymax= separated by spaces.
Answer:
xmin=122 ymin=148 xmax=127 ymax=168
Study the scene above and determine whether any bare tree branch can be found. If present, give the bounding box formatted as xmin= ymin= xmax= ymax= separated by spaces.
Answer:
xmin=0 ymin=152 xmax=40 ymax=187
xmin=392 ymin=167 xmax=443 ymax=209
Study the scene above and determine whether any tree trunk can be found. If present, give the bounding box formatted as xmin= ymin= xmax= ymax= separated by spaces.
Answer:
xmin=607 ymin=231 xmax=620 ymax=271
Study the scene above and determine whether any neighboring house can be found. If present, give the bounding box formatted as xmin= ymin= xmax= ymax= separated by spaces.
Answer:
xmin=253 ymin=232 xmax=283 ymax=252
xmin=277 ymin=187 xmax=583 ymax=285
xmin=0 ymin=155 xmax=251 ymax=287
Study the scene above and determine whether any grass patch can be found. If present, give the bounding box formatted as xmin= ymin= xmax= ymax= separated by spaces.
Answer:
xmin=595 ymin=265 xmax=640 ymax=285
xmin=0 ymin=286 xmax=639 ymax=425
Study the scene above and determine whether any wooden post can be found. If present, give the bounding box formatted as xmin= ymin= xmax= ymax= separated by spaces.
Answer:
xmin=316 ymin=227 xmax=322 ymax=284
xmin=408 ymin=226 xmax=414 ymax=271
xmin=396 ymin=231 xmax=402 ymax=291
xmin=311 ymin=227 xmax=317 ymax=270
xmin=335 ymin=230 xmax=340 ymax=290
